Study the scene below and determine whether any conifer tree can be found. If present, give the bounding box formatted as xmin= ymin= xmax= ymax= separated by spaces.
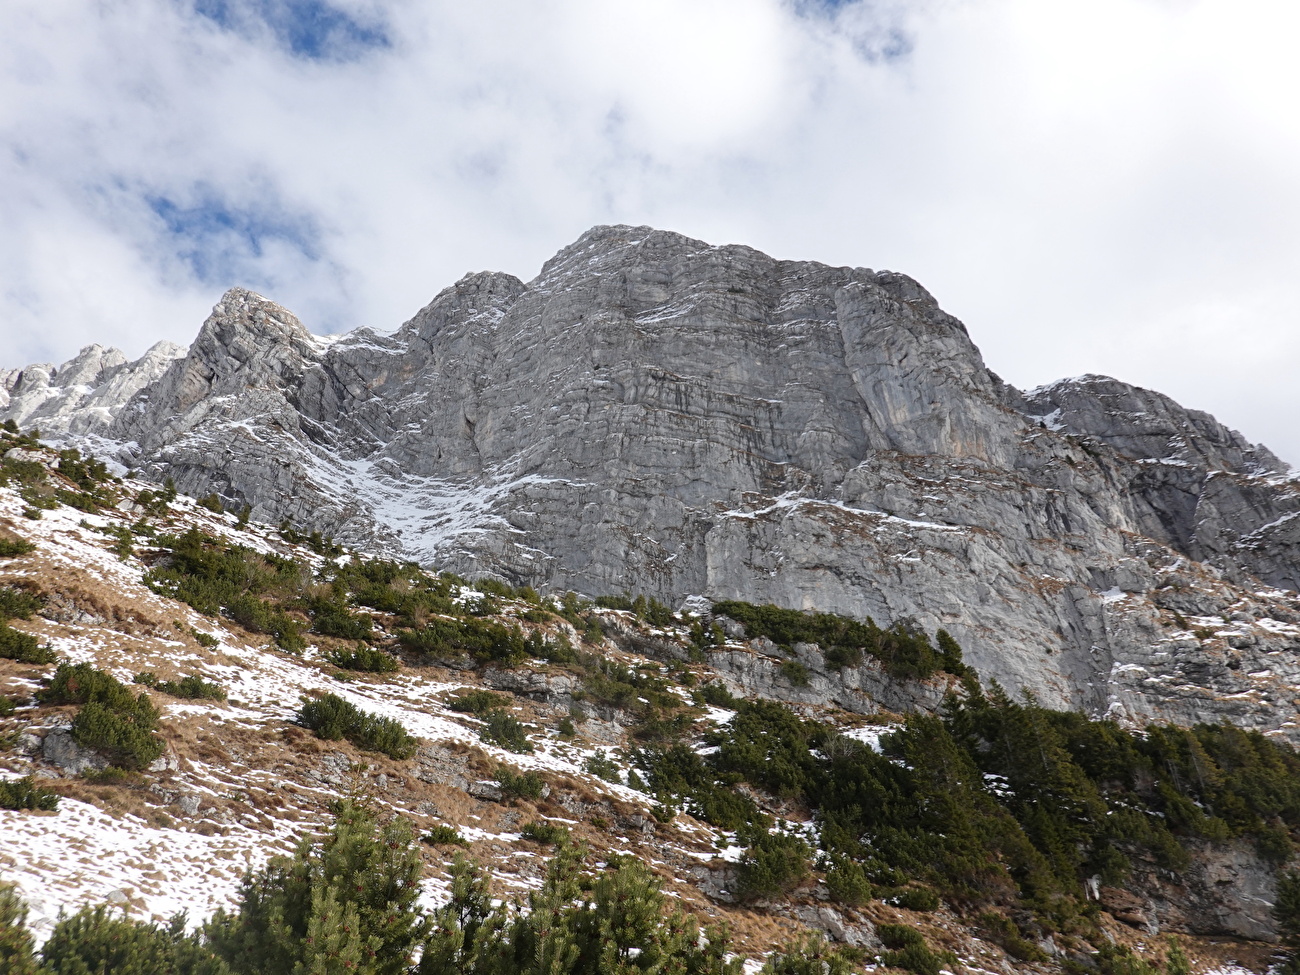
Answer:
xmin=209 ymin=801 xmax=424 ymax=975
xmin=0 ymin=885 xmax=37 ymax=975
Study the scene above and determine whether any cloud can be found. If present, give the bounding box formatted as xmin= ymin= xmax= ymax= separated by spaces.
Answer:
xmin=0 ymin=0 xmax=1297 ymax=464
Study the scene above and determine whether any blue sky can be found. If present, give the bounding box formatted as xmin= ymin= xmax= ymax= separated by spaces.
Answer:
xmin=1 ymin=0 xmax=1298 ymax=464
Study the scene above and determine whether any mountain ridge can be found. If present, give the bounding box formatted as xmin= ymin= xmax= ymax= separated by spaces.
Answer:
xmin=4 ymin=224 xmax=1300 ymax=737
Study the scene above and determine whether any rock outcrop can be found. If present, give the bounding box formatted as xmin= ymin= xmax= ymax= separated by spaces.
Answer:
xmin=4 ymin=225 xmax=1300 ymax=737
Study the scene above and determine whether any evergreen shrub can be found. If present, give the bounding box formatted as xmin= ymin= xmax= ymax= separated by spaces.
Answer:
xmin=296 ymin=693 xmax=416 ymax=760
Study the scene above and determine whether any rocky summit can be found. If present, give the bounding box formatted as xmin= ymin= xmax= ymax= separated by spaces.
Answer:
xmin=4 ymin=225 xmax=1300 ymax=740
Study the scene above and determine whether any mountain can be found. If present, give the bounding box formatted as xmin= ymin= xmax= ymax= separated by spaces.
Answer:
xmin=5 ymin=226 xmax=1300 ymax=973
xmin=6 ymin=225 xmax=1299 ymax=739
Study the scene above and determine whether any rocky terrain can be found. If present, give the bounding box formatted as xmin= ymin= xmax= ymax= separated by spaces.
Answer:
xmin=0 ymin=433 xmax=1290 ymax=974
xmin=4 ymin=225 xmax=1299 ymax=742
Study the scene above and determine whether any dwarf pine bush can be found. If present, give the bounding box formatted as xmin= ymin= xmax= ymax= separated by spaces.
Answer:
xmin=296 ymin=693 xmax=417 ymax=760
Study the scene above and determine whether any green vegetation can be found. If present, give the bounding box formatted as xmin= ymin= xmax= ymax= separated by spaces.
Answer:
xmin=519 ymin=820 xmax=571 ymax=846
xmin=41 ymin=905 xmax=227 ymax=975
xmin=478 ymin=709 xmax=533 ymax=753
xmin=0 ymin=583 xmax=52 ymax=664
xmin=38 ymin=662 xmax=164 ymax=768
xmin=640 ymin=685 xmax=1300 ymax=926
xmin=876 ymin=924 xmax=957 ymax=975
xmin=583 ymin=752 xmax=622 ymax=783
xmin=447 ymin=689 xmax=510 ymax=714
xmin=143 ymin=529 xmax=307 ymax=652
xmin=0 ymin=625 xmax=55 ymax=664
xmin=593 ymin=593 xmax=676 ymax=627
xmin=0 ymin=537 xmax=36 ymax=558
xmin=711 ymin=601 xmax=968 ymax=680
xmin=758 ymin=933 xmax=857 ymax=975
xmin=133 ymin=672 xmax=227 ymax=702
xmin=296 ymin=693 xmax=417 ymax=760
xmin=324 ymin=644 xmax=399 ymax=673
xmin=0 ymin=883 xmax=38 ymax=975
xmin=1276 ymin=870 xmax=1300 ymax=974
xmin=421 ymin=825 xmax=469 ymax=848
xmin=208 ymin=800 xmax=420 ymax=975
xmin=0 ymin=585 xmax=43 ymax=622
xmin=495 ymin=764 xmax=545 ymax=802
xmin=0 ymin=775 xmax=60 ymax=811
xmin=419 ymin=847 xmax=744 ymax=975
xmin=734 ymin=830 xmax=811 ymax=902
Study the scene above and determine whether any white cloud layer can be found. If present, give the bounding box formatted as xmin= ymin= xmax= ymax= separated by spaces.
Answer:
xmin=1 ymin=0 xmax=1297 ymax=463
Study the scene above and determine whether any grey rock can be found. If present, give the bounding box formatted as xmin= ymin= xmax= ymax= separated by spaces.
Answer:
xmin=1 ymin=342 xmax=184 ymax=441
xmin=1120 ymin=839 xmax=1282 ymax=940
xmin=41 ymin=728 xmax=106 ymax=774
xmin=5 ymin=225 xmax=1300 ymax=741
xmin=482 ymin=666 xmax=579 ymax=703
xmin=467 ymin=780 xmax=503 ymax=802
xmin=414 ymin=744 xmax=471 ymax=790
xmin=148 ymin=748 xmax=180 ymax=773
xmin=791 ymin=905 xmax=879 ymax=949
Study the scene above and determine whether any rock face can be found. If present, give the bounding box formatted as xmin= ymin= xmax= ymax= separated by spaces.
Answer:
xmin=5 ymin=225 xmax=1300 ymax=735
xmin=1 ymin=341 xmax=185 ymax=440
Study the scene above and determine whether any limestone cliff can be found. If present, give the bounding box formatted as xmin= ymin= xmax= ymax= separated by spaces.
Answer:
xmin=5 ymin=225 xmax=1300 ymax=738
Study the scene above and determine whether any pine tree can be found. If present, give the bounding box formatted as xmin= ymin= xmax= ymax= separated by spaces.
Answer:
xmin=209 ymin=800 xmax=425 ymax=975
xmin=0 ymin=885 xmax=37 ymax=975
xmin=41 ymin=906 xmax=228 ymax=975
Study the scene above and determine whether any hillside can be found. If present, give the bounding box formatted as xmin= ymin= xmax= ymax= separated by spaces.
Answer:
xmin=0 ymin=426 xmax=1296 ymax=974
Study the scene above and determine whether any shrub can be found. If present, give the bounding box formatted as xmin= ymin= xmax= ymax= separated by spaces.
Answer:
xmin=710 ymin=600 xmax=949 ymax=681
xmin=495 ymin=765 xmax=545 ymax=802
xmin=0 ymin=884 xmax=37 ymax=975
xmin=0 ymin=695 xmax=17 ymax=717
xmin=421 ymin=825 xmax=469 ymax=848
xmin=584 ymin=752 xmax=622 ymax=783
xmin=135 ymin=672 xmax=227 ymax=702
xmin=41 ymin=904 xmax=229 ymax=975
xmin=447 ymin=689 xmax=510 ymax=714
xmin=823 ymin=856 xmax=872 ymax=906
xmin=0 ymin=776 xmax=60 ymax=811
xmin=420 ymin=848 xmax=745 ymax=975
xmin=520 ymin=821 xmax=571 ymax=845
xmin=0 ymin=538 xmax=35 ymax=558
xmin=296 ymin=693 xmax=417 ymax=760
xmin=208 ymin=800 xmax=421 ymax=975
xmin=759 ymin=932 xmax=856 ymax=975
xmin=228 ymin=596 xmax=306 ymax=653
xmin=0 ymin=625 xmax=53 ymax=664
xmin=143 ymin=530 xmax=307 ymax=652
xmin=36 ymin=664 xmax=164 ymax=769
xmin=192 ymin=628 xmax=219 ymax=648
xmin=479 ymin=709 xmax=533 ymax=753
xmin=975 ymin=911 xmax=1048 ymax=963
xmin=72 ymin=699 xmax=165 ymax=769
xmin=398 ymin=617 xmax=527 ymax=665
xmin=311 ymin=604 xmax=374 ymax=642
xmin=323 ymin=644 xmax=398 ymax=674
xmin=734 ymin=831 xmax=811 ymax=902
xmin=1276 ymin=870 xmax=1300 ymax=970
xmin=779 ymin=659 xmax=810 ymax=686
xmin=198 ymin=493 xmax=224 ymax=513
xmin=893 ymin=886 xmax=940 ymax=912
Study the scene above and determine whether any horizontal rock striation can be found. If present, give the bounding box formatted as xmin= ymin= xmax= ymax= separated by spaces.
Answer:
xmin=5 ymin=225 xmax=1300 ymax=735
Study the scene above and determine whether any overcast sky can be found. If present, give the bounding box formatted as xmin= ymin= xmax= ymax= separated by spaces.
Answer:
xmin=2 ymin=0 xmax=1297 ymax=464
